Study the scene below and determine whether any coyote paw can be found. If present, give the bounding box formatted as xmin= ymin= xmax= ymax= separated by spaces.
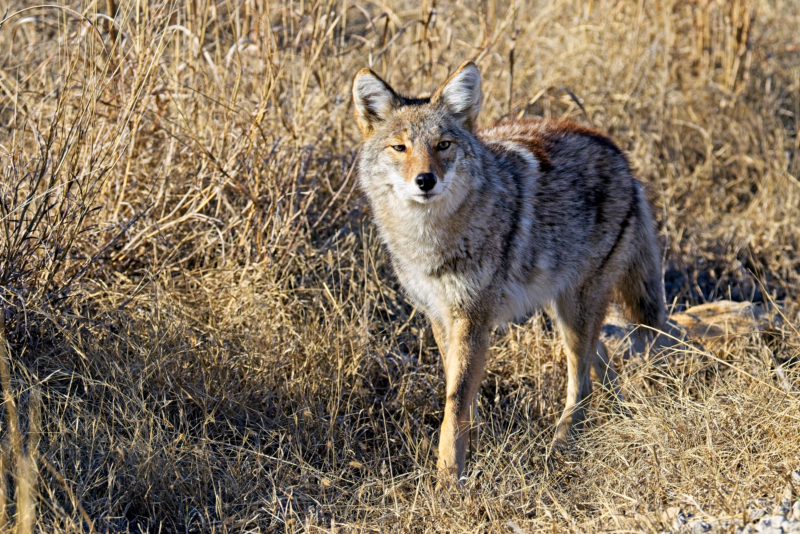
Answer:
xmin=545 ymin=439 xmax=574 ymax=474
xmin=434 ymin=468 xmax=463 ymax=493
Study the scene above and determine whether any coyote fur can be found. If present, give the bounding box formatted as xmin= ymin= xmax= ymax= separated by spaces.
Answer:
xmin=352 ymin=61 xmax=665 ymax=478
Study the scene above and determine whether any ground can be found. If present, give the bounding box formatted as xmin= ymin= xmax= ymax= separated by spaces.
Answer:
xmin=0 ymin=0 xmax=798 ymax=532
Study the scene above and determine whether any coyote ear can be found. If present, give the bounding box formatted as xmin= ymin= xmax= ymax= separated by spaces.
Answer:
xmin=352 ymin=69 xmax=401 ymax=137
xmin=433 ymin=62 xmax=482 ymax=129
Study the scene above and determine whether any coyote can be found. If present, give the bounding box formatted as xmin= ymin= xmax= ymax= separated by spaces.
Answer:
xmin=352 ymin=61 xmax=665 ymax=478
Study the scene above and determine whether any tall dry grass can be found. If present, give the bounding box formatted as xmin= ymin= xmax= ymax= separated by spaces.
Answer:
xmin=0 ymin=0 xmax=798 ymax=531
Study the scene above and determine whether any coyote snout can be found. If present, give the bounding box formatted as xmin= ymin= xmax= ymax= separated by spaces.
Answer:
xmin=352 ymin=61 xmax=666 ymax=479
xmin=415 ymin=172 xmax=436 ymax=192
xmin=389 ymin=138 xmax=449 ymax=201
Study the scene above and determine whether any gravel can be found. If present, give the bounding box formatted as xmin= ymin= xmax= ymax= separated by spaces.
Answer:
xmin=661 ymin=474 xmax=800 ymax=534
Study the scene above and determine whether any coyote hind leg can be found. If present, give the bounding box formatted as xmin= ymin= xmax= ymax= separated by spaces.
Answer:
xmin=552 ymin=291 xmax=608 ymax=449
xmin=591 ymin=340 xmax=624 ymax=401
xmin=592 ymin=339 xmax=629 ymax=414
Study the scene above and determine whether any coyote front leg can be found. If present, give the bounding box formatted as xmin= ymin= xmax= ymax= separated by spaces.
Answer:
xmin=437 ymin=317 xmax=488 ymax=477
xmin=430 ymin=317 xmax=449 ymax=362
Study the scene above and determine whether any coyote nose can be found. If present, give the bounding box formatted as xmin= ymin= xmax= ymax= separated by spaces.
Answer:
xmin=415 ymin=173 xmax=437 ymax=192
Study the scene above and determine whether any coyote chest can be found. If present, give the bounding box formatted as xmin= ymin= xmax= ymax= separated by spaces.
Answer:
xmin=398 ymin=253 xmax=554 ymax=327
xmin=377 ymin=142 xmax=553 ymax=326
xmin=383 ymin=214 xmax=492 ymax=323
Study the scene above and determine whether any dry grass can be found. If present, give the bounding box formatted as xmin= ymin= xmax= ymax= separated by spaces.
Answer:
xmin=0 ymin=0 xmax=798 ymax=531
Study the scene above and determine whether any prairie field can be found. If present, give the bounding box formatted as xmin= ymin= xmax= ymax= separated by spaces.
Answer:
xmin=0 ymin=0 xmax=799 ymax=532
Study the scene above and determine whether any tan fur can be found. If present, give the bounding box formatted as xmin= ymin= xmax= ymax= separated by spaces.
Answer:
xmin=352 ymin=62 xmax=666 ymax=478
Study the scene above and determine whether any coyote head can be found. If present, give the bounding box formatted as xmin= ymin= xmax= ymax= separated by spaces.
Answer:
xmin=352 ymin=62 xmax=482 ymax=207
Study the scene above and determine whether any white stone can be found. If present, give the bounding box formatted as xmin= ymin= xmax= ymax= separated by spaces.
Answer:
xmin=758 ymin=516 xmax=788 ymax=532
xmin=688 ymin=520 xmax=712 ymax=533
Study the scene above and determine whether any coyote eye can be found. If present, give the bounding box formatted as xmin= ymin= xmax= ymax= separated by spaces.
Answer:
xmin=436 ymin=140 xmax=451 ymax=151
xmin=391 ymin=145 xmax=406 ymax=152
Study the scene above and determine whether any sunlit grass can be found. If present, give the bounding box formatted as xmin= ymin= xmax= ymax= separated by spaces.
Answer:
xmin=0 ymin=0 xmax=798 ymax=531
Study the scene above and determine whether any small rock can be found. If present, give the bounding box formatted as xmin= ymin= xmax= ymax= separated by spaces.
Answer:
xmin=662 ymin=506 xmax=687 ymax=531
xmin=662 ymin=507 xmax=684 ymax=521
xmin=777 ymin=506 xmax=792 ymax=517
xmin=757 ymin=516 xmax=788 ymax=532
xmin=738 ymin=525 xmax=754 ymax=534
xmin=792 ymin=471 xmax=800 ymax=484
xmin=793 ymin=501 xmax=800 ymax=520
xmin=688 ymin=519 xmax=712 ymax=533
xmin=785 ymin=521 xmax=800 ymax=533
xmin=764 ymin=515 xmax=788 ymax=526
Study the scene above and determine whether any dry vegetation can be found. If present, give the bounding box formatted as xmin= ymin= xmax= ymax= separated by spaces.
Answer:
xmin=0 ymin=0 xmax=799 ymax=531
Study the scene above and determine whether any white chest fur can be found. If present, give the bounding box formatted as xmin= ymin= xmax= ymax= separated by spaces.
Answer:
xmin=381 ymin=217 xmax=469 ymax=323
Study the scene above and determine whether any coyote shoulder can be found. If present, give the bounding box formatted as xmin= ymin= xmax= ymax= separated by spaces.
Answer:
xmin=352 ymin=61 xmax=665 ymax=478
